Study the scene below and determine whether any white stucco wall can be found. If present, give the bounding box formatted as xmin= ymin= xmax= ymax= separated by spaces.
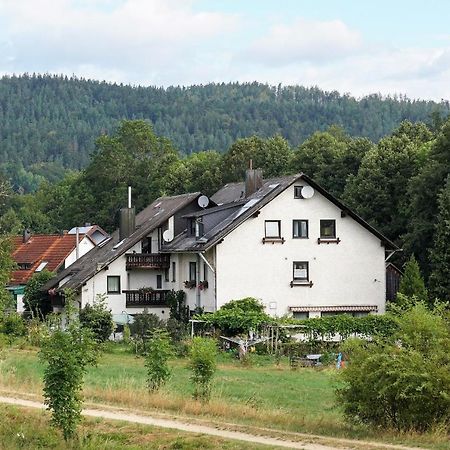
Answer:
xmin=214 ymin=182 xmax=386 ymax=317
xmin=64 ymin=236 xmax=95 ymax=267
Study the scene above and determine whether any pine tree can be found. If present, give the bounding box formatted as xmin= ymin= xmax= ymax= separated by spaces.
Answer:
xmin=397 ymin=255 xmax=428 ymax=303
xmin=429 ymin=177 xmax=450 ymax=301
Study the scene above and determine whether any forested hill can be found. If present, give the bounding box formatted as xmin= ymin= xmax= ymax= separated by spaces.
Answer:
xmin=1 ymin=74 xmax=449 ymax=179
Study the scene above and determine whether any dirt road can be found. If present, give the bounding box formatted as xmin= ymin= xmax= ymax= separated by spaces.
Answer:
xmin=0 ymin=395 xmax=424 ymax=450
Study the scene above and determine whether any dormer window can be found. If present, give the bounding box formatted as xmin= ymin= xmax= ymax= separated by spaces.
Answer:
xmin=18 ymin=262 xmax=32 ymax=270
xmin=195 ymin=219 xmax=204 ymax=238
xmin=188 ymin=218 xmax=196 ymax=236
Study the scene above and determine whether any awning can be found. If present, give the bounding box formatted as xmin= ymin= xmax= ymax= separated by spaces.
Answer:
xmin=289 ymin=305 xmax=378 ymax=313
xmin=112 ymin=313 xmax=135 ymax=325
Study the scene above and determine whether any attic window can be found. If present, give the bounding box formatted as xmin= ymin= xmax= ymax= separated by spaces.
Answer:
xmin=35 ymin=261 xmax=48 ymax=272
xmin=294 ymin=185 xmax=304 ymax=199
xmin=18 ymin=262 xmax=32 ymax=270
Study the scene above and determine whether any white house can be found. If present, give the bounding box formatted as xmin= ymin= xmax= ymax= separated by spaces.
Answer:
xmin=45 ymin=171 xmax=397 ymax=320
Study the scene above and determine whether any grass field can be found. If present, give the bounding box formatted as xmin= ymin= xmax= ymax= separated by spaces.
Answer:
xmin=0 ymin=404 xmax=274 ymax=449
xmin=1 ymin=345 xmax=449 ymax=449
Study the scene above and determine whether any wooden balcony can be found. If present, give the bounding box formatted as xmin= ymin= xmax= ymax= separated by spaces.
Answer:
xmin=125 ymin=253 xmax=170 ymax=270
xmin=124 ymin=289 xmax=170 ymax=307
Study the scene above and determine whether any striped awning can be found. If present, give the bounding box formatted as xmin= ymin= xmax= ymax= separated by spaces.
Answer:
xmin=289 ymin=305 xmax=378 ymax=313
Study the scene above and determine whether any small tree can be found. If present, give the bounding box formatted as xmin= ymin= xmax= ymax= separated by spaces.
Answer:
xmin=23 ymin=270 xmax=54 ymax=319
xmin=39 ymin=290 xmax=98 ymax=441
xmin=397 ymin=255 xmax=428 ymax=303
xmin=79 ymin=294 xmax=114 ymax=343
xmin=337 ymin=302 xmax=450 ymax=432
xmin=145 ymin=329 xmax=173 ymax=391
xmin=129 ymin=309 xmax=164 ymax=354
xmin=0 ymin=235 xmax=15 ymax=317
xmin=189 ymin=337 xmax=217 ymax=402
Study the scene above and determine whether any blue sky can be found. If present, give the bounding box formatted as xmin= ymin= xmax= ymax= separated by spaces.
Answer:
xmin=0 ymin=0 xmax=449 ymax=100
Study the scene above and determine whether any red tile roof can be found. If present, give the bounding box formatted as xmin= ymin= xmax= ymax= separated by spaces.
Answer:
xmin=10 ymin=234 xmax=83 ymax=285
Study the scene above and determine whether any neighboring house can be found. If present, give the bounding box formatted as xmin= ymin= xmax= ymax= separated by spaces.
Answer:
xmin=385 ymin=262 xmax=403 ymax=301
xmin=8 ymin=226 xmax=108 ymax=312
xmin=44 ymin=170 xmax=398 ymax=320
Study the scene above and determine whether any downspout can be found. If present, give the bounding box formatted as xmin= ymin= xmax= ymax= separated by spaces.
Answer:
xmin=196 ymin=253 xmax=201 ymax=310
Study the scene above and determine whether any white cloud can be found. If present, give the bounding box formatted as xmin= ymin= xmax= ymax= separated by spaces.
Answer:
xmin=241 ymin=18 xmax=362 ymax=65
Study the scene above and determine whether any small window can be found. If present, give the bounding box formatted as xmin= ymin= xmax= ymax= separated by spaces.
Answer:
xmin=293 ymin=220 xmax=308 ymax=238
xmin=265 ymin=220 xmax=281 ymax=238
xmin=142 ymin=237 xmax=152 ymax=254
xmin=156 ymin=274 xmax=162 ymax=289
xmin=189 ymin=262 xmax=197 ymax=283
xmin=188 ymin=219 xmax=196 ymax=236
xmin=195 ymin=220 xmax=204 ymax=238
xmin=293 ymin=261 xmax=309 ymax=281
xmin=293 ymin=312 xmax=309 ymax=320
xmin=294 ymin=185 xmax=304 ymax=199
xmin=172 ymin=261 xmax=176 ymax=282
xmin=320 ymin=220 xmax=336 ymax=238
xmin=107 ymin=276 xmax=121 ymax=294
xmin=164 ymin=268 xmax=170 ymax=282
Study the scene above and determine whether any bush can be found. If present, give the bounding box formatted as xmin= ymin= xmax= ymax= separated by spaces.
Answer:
xmin=129 ymin=310 xmax=164 ymax=354
xmin=1 ymin=313 xmax=26 ymax=337
xmin=337 ymin=303 xmax=450 ymax=432
xmin=189 ymin=337 xmax=217 ymax=402
xmin=79 ymin=295 xmax=114 ymax=343
xmin=145 ymin=329 xmax=173 ymax=391
xmin=23 ymin=270 xmax=55 ymax=319
xmin=27 ymin=317 xmax=49 ymax=346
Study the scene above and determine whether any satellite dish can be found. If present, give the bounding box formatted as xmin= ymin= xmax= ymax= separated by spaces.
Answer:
xmin=301 ymin=186 xmax=315 ymax=199
xmin=162 ymin=229 xmax=174 ymax=242
xmin=198 ymin=195 xmax=209 ymax=209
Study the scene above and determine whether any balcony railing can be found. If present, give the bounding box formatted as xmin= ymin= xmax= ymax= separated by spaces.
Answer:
xmin=125 ymin=253 xmax=170 ymax=270
xmin=124 ymin=289 xmax=170 ymax=307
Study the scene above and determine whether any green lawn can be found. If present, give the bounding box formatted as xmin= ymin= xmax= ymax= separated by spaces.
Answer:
xmin=1 ymin=346 xmax=448 ymax=449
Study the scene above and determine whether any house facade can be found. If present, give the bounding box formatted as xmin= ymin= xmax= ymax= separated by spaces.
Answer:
xmin=45 ymin=172 xmax=397 ymax=320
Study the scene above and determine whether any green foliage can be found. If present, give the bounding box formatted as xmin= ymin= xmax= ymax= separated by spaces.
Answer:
xmin=198 ymin=297 xmax=272 ymax=336
xmin=397 ymin=255 xmax=428 ymax=302
xmin=79 ymin=294 xmax=114 ymax=343
xmin=145 ymin=329 xmax=173 ymax=391
xmin=189 ymin=337 xmax=217 ymax=402
xmin=1 ymin=312 xmax=26 ymax=337
xmin=167 ymin=289 xmax=190 ymax=324
xmin=337 ymin=303 xmax=450 ymax=432
xmin=123 ymin=323 xmax=131 ymax=344
xmin=23 ymin=270 xmax=55 ymax=319
xmin=429 ymin=176 xmax=450 ymax=301
xmin=129 ymin=309 xmax=165 ymax=354
xmin=39 ymin=291 xmax=98 ymax=441
xmin=0 ymin=235 xmax=15 ymax=314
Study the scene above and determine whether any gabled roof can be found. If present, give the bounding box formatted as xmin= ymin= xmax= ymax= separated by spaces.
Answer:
xmin=10 ymin=234 xmax=84 ymax=285
xmin=44 ymin=192 xmax=203 ymax=292
xmin=163 ymin=173 xmax=398 ymax=253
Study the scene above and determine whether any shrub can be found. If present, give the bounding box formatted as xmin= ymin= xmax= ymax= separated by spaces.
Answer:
xmin=129 ymin=309 xmax=164 ymax=354
xmin=166 ymin=290 xmax=190 ymax=323
xmin=27 ymin=317 xmax=49 ymax=346
xmin=145 ymin=329 xmax=173 ymax=391
xmin=189 ymin=337 xmax=217 ymax=402
xmin=79 ymin=295 xmax=114 ymax=343
xmin=337 ymin=303 xmax=450 ymax=432
xmin=1 ymin=313 xmax=26 ymax=337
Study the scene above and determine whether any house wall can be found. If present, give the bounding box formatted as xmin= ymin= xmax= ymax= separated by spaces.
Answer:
xmin=214 ymin=182 xmax=386 ymax=317
xmin=65 ymin=236 xmax=95 ymax=267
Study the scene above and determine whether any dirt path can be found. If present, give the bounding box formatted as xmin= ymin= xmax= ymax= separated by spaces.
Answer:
xmin=0 ymin=395 xmax=425 ymax=450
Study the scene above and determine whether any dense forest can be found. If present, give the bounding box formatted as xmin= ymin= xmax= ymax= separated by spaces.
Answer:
xmin=0 ymin=74 xmax=449 ymax=191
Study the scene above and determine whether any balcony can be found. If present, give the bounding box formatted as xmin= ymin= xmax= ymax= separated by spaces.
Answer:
xmin=125 ymin=253 xmax=170 ymax=270
xmin=124 ymin=289 xmax=170 ymax=307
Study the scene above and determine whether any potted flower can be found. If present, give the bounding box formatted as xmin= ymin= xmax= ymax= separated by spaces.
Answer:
xmin=184 ymin=280 xmax=196 ymax=289
xmin=198 ymin=280 xmax=209 ymax=290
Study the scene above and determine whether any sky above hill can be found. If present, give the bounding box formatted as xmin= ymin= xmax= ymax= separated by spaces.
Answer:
xmin=0 ymin=0 xmax=449 ymax=101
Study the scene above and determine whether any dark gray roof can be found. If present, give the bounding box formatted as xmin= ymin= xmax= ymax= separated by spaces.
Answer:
xmin=210 ymin=181 xmax=245 ymax=205
xmin=163 ymin=173 xmax=398 ymax=253
xmin=44 ymin=192 xmax=201 ymax=292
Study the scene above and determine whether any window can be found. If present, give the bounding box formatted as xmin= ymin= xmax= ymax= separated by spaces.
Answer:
xmin=293 ymin=261 xmax=309 ymax=281
xmin=107 ymin=276 xmax=121 ymax=294
xmin=293 ymin=312 xmax=309 ymax=320
xmin=294 ymin=185 xmax=304 ymax=199
xmin=172 ymin=261 xmax=176 ymax=282
xmin=189 ymin=262 xmax=197 ymax=283
xmin=156 ymin=274 xmax=162 ymax=289
xmin=164 ymin=268 xmax=170 ymax=282
xmin=320 ymin=219 xmax=336 ymax=239
xmin=293 ymin=220 xmax=308 ymax=238
xmin=265 ymin=220 xmax=281 ymax=238
xmin=188 ymin=219 xmax=196 ymax=236
xmin=142 ymin=237 xmax=152 ymax=254
xmin=195 ymin=219 xmax=204 ymax=238
xmin=203 ymin=263 xmax=208 ymax=281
